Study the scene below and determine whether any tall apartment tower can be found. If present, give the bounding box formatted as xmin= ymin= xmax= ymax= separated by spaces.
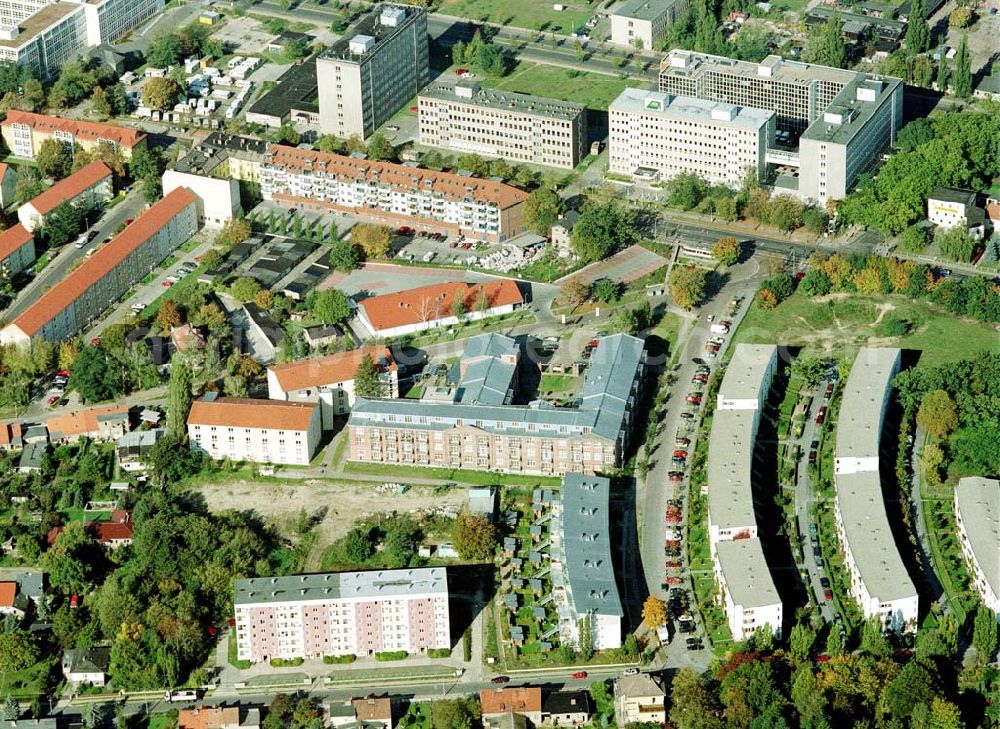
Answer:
xmin=317 ymin=4 xmax=428 ymax=139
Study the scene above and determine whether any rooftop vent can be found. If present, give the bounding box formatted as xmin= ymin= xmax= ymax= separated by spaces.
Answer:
xmin=349 ymin=34 xmax=376 ymax=55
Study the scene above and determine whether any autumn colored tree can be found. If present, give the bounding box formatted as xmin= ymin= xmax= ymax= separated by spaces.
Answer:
xmin=712 ymin=236 xmax=741 ymax=266
xmin=917 ymin=389 xmax=959 ymax=439
xmin=236 ymin=355 xmax=263 ymax=380
xmin=561 ymin=278 xmax=590 ymax=307
xmin=141 ymin=77 xmax=182 ymax=111
xmin=756 ymin=288 xmax=779 ymax=310
xmin=156 ymin=300 xmax=182 ymax=331
xmin=668 ymin=265 xmax=708 ymax=310
xmin=642 ymin=595 xmax=668 ymax=628
xmin=452 ymin=512 xmax=498 ymax=561
xmin=351 ymin=224 xmax=392 ymax=259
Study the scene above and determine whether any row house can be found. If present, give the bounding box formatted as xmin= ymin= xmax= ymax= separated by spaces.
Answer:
xmin=18 ymin=160 xmax=113 ymax=232
xmin=2 ymin=110 xmax=146 ymax=160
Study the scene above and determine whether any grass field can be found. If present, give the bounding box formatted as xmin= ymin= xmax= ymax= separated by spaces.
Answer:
xmin=491 ymin=62 xmax=643 ymax=111
xmin=438 ymin=0 xmax=593 ymax=33
xmin=734 ymin=293 xmax=1000 ymax=368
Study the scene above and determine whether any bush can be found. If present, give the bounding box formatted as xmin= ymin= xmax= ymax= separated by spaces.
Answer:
xmin=323 ymin=654 xmax=356 ymax=664
xmin=427 ymin=648 xmax=452 ymax=658
xmin=375 ymin=650 xmax=408 ymax=661
xmin=269 ymin=657 xmax=304 ymax=667
xmin=463 ymin=629 xmax=472 ymax=662
xmin=878 ymin=315 xmax=910 ymax=337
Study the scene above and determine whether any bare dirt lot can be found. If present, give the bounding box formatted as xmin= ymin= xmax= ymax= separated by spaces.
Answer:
xmin=193 ymin=478 xmax=469 ymax=570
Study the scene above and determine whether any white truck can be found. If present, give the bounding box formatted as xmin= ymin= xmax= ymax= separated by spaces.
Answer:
xmin=164 ymin=689 xmax=198 ymax=702
xmin=710 ymin=323 xmax=730 ymax=335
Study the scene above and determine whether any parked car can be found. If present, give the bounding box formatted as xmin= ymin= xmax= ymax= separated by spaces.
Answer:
xmin=673 ymin=450 xmax=688 ymax=459
xmin=823 ymin=588 xmax=833 ymax=601
xmin=491 ymin=676 xmax=510 ymax=684
xmin=816 ymin=406 xmax=827 ymax=425
xmin=666 ymin=576 xmax=683 ymax=585
xmin=686 ymin=395 xmax=702 ymax=404
xmin=675 ymin=437 xmax=690 ymax=447
xmin=820 ymin=577 xmax=831 ymax=588
xmin=824 ymin=382 xmax=834 ymax=399
xmin=572 ymin=671 xmax=588 ymax=679
xmin=680 ymin=412 xmax=695 ymax=419
xmin=669 ymin=472 xmax=684 ymax=482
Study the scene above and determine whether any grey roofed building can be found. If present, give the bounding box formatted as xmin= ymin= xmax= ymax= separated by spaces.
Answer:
xmin=245 ymin=55 xmax=320 ymax=126
xmin=580 ymin=333 xmax=647 ymax=442
xmin=551 ymin=473 xmax=623 ymax=649
xmin=18 ymin=441 xmax=46 ymax=474
xmin=614 ymin=0 xmax=687 ymax=20
xmin=834 ymin=347 xmax=899 ymax=462
xmin=420 ymin=80 xmax=585 ymax=121
xmin=234 ymin=567 xmax=447 ymax=606
xmin=714 ymin=537 xmax=782 ymax=611
xmin=11 ymin=571 xmax=44 ymax=602
xmin=457 ymin=333 xmax=518 ymax=406
xmin=615 ymin=671 xmax=667 ymax=698
xmin=954 ymin=477 xmax=999 ymax=608
xmin=302 ymin=323 xmax=344 ymax=348
xmin=610 ymin=87 xmax=776 ymax=133
xmin=928 ymin=187 xmax=977 ymax=207
xmin=799 ymin=76 xmax=904 ymax=147
xmin=63 ymin=645 xmax=110 ymax=676
xmin=468 ymin=487 xmax=497 ymax=521
xmin=716 ymin=344 xmax=777 ymax=404
xmin=483 ymin=713 xmax=528 ymax=729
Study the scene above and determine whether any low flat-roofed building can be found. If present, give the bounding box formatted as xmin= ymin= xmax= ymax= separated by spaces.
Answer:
xmin=610 ymin=0 xmax=690 ymax=49
xmin=714 ymin=537 xmax=783 ymax=640
xmin=2 ymin=109 xmax=146 ymax=159
xmin=17 ymin=160 xmax=113 ymax=232
xmin=187 ymin=396 xmax=321 ymax=465
xmin=0 ymin=223 xmax=36 ymax=277
xmin=419 ymin=81 xmax=586 ymax=169
xmin=954 ymin=477 xmax=999 ymax=615
xmin=266 ymin=348 xmax=398 ymax=427
xmin=116 ymin=428 xmax=164 ymax=472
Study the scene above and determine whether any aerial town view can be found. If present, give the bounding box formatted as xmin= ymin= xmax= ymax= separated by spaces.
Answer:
xmin=0 ymin=0 xmax=997 ymax=724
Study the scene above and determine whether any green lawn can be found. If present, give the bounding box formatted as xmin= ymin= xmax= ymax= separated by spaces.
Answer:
xmin=491 ymin=62 xmax=644 ymax=111
xmin=342 ymin=460 xmax=562 ymax=488
xmin=734 ymin=293 xmax=1000 ymax=368
xmin=438 ymin=0 xmax=592 ymax=33
xmin=539 ymin=373 xmax=577 ymax=392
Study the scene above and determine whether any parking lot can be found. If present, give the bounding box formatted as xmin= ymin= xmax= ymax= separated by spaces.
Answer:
xmin=392 ymin=229 xmax=546 ymax=274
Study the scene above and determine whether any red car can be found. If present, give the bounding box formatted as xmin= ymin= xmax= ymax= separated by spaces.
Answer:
xmin=90 ymin=337 xmax=101 ymax=346
xmin=125 ymin=218 xmax=133 ymax=225
xmin=397 ymin=226 xmax=414 ymax=235
xmin=571 ymin=671 xmax=588 ymax=679
xmin=666 ymin=576 xmax=683 ymax=585
xmin=823 ymin=588 xmax=833 ymax=601
xmin=56 ymin=369 xmax=70 ymax=377
xmin=816 ymin=406 xmax=827 ymax=425
xmin=665 ymin=560 xmax=682 ymax=568
xmin=69 ymin=594 xmax=79 ymax=609
xmin=686 ymin=395 xmax=702 ymax=404
xmin=456 ymin=68 xmax=468 ymax=75
xmin=666 ymin=514 xmax=681 ymax=523
xmin=492 ymin=676 xmax=510 ymax=684
xmin=673 ymin=450 xmax=688 ymax=458
xmin=47 ymin=396 xmax=59 ymax=406
xmin=162 ymin=281 xmax=173 ymax=287
xmin=815 ymin=654 xmax=830 ymax=663
xmin=666 ymin=539 xmax=681 ymax=547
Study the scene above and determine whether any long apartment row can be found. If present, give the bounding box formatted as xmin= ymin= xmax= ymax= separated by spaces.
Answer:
xmin=706 ymin=344 xmax=783 ymax=641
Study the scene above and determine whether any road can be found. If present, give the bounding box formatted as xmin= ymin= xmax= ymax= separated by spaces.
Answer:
xmin=4 ymin=191 xmax=148 ymax=322
xmin=638 ymin=252 xmax=767 ymax=665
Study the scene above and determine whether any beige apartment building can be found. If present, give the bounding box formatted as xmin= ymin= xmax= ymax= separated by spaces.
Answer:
xmin=610 ymin=0 xmax=689 ymax=49
xmin=609 ymin=88 xmax=774 ymax=188
xmin=2 ymin=110 xmax=146 ymax=159
xmin=418 ymin=81 xmax=586 ymax=169
xmin=18 ymin=159 xmax=113 ymax=232
xmin=317 ymin=4 xmax=428 ymax=139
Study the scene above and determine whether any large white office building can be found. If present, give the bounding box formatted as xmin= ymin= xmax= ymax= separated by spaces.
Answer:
xmin=316 ymin=4 xmax=428 ymax=139
xmin=706 ymin=344 xmax=783 ymax=641
xmin=656 ymin=49 xmax=903 ymax=204
xmin=234 ymin=568 xmax=450 ymax=662
xmin=833 ymin=348 xmax=918 ymax=633
xmin=419 ymin=81 xmax=587 ymax=169
xmin=954 ymin=477 xmax=999 ymax=616
xmin=608 ymin=88 xmax=774 ymax=188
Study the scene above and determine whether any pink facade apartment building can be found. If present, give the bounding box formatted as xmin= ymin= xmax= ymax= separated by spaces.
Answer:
xmin=233 ymin=568 xmax=450 ymax=663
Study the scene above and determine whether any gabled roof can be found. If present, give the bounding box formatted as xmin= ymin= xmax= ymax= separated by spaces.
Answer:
xmin=47 ymin=404 xmax=128 ymax=440
xmin=929 ymin=187 xmax=977 ymax=206
xmin=615 ymin=672 xmax=667 ymax=698
xmin=0 ymin=421 xmax=22 ymax=446
xmin=25 ymin=160 xmax=112 ymax=217
xmin=188 ymin=397 xmax=317 ymax=431
xmin=359 ymin=279 xmax=523 ymax=333
xmin=0 ymin=223 xmax=33 ymax=260
xmin=4 ymin=110 xmax=146 ymax=149
xmin=178 ymin=706 xmax=240 ymax=729
xmin=269 ymin=348 xmax=396 ymax=393
xmin=479 ymin=687 xmax=543 ymax=716
xmin=0 ymin=581 xmax=15 ymax=608
xmin=352 ymin=696 xmax=393 ymax=722
xmin=10 ymin=187 xmax=197 ymax=337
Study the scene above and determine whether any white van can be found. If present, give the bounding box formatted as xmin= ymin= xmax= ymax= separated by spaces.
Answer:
xmin=74 ymin=234 xmax=88 ymax=248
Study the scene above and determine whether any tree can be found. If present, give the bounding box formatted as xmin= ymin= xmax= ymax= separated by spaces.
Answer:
xmin=789 ymin=622 xmax=817 ymax=661
xmin=69 ymin=346 xmax=123 ymax=403
xmin=108 ymin=84 xmax=130 ymax=116
xmin=141 ymin=77 xmax=182 ymax=111
xmin=216 ymin=217 xmax=252 ymax=249
xmin=147 ymin=32 xmax=183 ymax=67
xmin=791 ymin=665 xmax=826 ymax=723
xmin=670 ymin=668 xmax=724 ymax=729
xmin=156 ymin=299 xmax=182 ymax=331
xmin=712 ymin=236 xmax=741 ymax=266
xmin=141 ymin=173 xmax=161 ymax=204
xmin=342 ymin=527 xmax=375 ymax=564
xmin=825 ymin=625 xmax=845 ymax=657
xmin=610 ymin=302 xmax=651 ymax=336
xmin=255 ymin=289 xmax=275 ymax=309
xmin=912 ymin=55 xmax=934 ymax=88
xmin=859 ymin=616 xmax=891 ymax=658
xmin=561 ymin=278 xmax=590 ymax=306
xmin=577 ymin=615 xmax=594 ymax=660
xmin=43 ymin=521 xmax=99 ymax=595
xmin=916 ymin=389 xmax=958 ymax=439
xmin=41 ymin=199 xmax=86 ymax=248
xmin=668 ymin=265 xmax=708 ymax=309
xmin=428 ymin=697 xmax=479 ymax=729
xmin=973 ymin=603 xmax=998 ymax=663
xmin=0 ymin=631 xmax=38 ymax=672
xmin=1 ymin=695 xmax=17 ymax=721
xmin=906 ymin=0 xmax=929 ymax=52
xmin=22 ymin=78 xmax=44 ymax=111
xmin=770 ymin=195 xmax=805 ymax=232
xmin=920 ymin=441 xmax=946 ymax=485
xmin=936 ymin=57 xmax=950 ymax=92
xmin=523 ymin=187 xmax=565 ymax=235
xmin=948 ymin=6 xmax=972 ymax=27
xmin=146 ymin=432 xmax=202 ymax=485
xmin=592 ymin=278 xmax=622 ymax=303
xmin=929 ymin=698 xmax=963 ymax=729
xmin=885 ymin=660 xmax=940 ymax=720
xmin=366 ymin=133 xmax=394 ymax=161
xmin=229 ymin=277 xmax=262 ymax=303
xmin=14 ymin=166 xmax=44 ymax=204
xmin=642 ymin=595 xmax=668 ymax=628
xmin=90 ymin=85 xmax=111 ymax=119
xmin=799 ymin=268 xmax=832 ymax=297
xmin=236 ymin=355 xmax=264 ymax=380
xmin=899 ymin=225 xmax=930 ymax=252
xmin=452 ymin=511 xmax=497 ymax=560
xmin=382 ymin=516 xmax=419 ymax=568
xmin=954 ymin=35 xmax=972 ymax=96
xmin=570 ymin=203 xmax=634 ymax=263
xmin=310 ymin=288 xmax=351 ymax=326
xmin=166 ymin=359 xmax=193 ymax=439
xmin=328 ymin=237 xmax=359 ymax=271
xmin=353 ymin=354 xmax=386 ymax=399
xmin=792 ymin=356 xmax=827 ymax=387
xmin=36 ymin=138 xmax=73 ymax=179
xmin=667 ymin=171 xmax=707 ymax=210
xmin=351 ymin=224 xmax=392 ymax=259
xmin=935 ymin=225 xmax=977 ymax=262
xmin=451 ymin=291 xmax=467 ymax=319
xmin=83 ymin=702 xmax=108 ymax=729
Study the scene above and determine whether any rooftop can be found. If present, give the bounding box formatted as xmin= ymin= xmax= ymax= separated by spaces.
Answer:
xmin=269 ymin=347 xmax=396 ymax=393
xmin=0 ymin=223 xmax=32 ymax=260
xmin=458 ymin=333 xmax=518 ymax=406
xmin=479 ymin=686 xmax=543 ymax=716
xmin=929 ymin=187 xmax=978 ymax=206
xmin=610 ymin=88 xmax=774 ymax=132
xmin=3 ymin=109 xmax=146 ymax=148
xmin=557 ymin=473 xmax=623 ymax=618
xmin=177 ymin=707 xmax=240 ymax=729
xmin=8 ymin=187 xmax=197 ymax=338
xmin=614 ymin=0 xmax=687 ymax=20
xmin=420 ymin=81 xmax=585 ymax=121
xmin=800 ymin=75 xmax=903 ymax=145
xmin=660 ymin=49 xmax=858 ymax=88
xmin=321 ymin=4 xmax=422 ymax=64
xmin=954 ymin=477 xmax=999 ymax=603
xmin=0 ymin=2 xmax=79 ymax=49
xmin=834 ymin=348 xmax=899 ymax=462
xmin=235 ymin=567 xmax=447 ymax=605
xmin=47 ymin=404 xmax=128 ymax=440
xmin=715 ymin=537 xmax=782 ymax=608
xmin=615 ymin=672 xmax=667 ymax=698
xmin=24 ymin=160 xmax=111 ymax=216
xmin=188 ymin=397 xmax=317 ymax=432
xmin=716 ymin=344 xmax=777 ymax=404
xmin=358 ymin=279 xmax=524 ymax=333
xmin=246 ymin=56 xmax=319 ymax=120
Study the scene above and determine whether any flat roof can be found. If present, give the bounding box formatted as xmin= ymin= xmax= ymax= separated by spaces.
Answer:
xmin=834 ymin=348 xmax=899 ymax=460
xmin=715 ymin=537 xmax=781 ymax=608
xmin=660 ymin=49 xmax=858 ymax=87
xmin=234 ymin=567 xmax=447 ymax=605
xmin=320 ymin=3 xmax=421 ymax=64
xmin=613 ymin=0 xmax=687 ymax=20
xmin=558 ymin=474 xmax=623 ymax=617
xmin=0 ymin=2 xmax=79 ymax=48
xmin=420 ymin=81 xmax=585 ymax=121
xmin=800 ymin=76 xmax=903 ymax=145
xmin=717 ymin=344 xmax=776 ymax=403
xmin=610 ymin=88 xmax=774 ymax=132
xmin=835 ymin=470 xmax=917 ymax=602
xmin=247 ymin=56 xmax=319 ymax=120
xmin=955 ymin=477 xmax=999 ymax=603
xmin=929 ymin=187 xmax=977 ymax=205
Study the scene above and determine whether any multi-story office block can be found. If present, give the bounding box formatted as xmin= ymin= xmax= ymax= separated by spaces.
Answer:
xmin=714 ymin=538 xmax=783 ymax=641
xmin=317 ymin=4 xmax=428 ymax=139
xmin=657 ymin=49 xmax=902 ymax=203
xmin=2 ymin=110 xmax=147 ymax=160
xmin=187 ymin=397 xmax=321 ymax=466
xmin=0 ymin=187 xmax=197 ymax=346
xmin=267 ymin=348 xmax=398 ymax=428
xmin=954 ymin=477 xmax=999 ymax=616
xmin=833 ymin=348 xmax=918 ymax=633
xmin=233 ymin=568 xmax=449 ymax=662
xmin=610 ymin=0 xmax=689 ymax=49
xmin=348 ymin=334 xmax=645 ymax=476
xmin=0 ymin=224 xmax=35 ymax=277
xmin=259 ymin=144 xmax=528 ymax=243
xmin=18 ymin=159 xmax=113 ymax=232
xmin=550 ymin=473 xmax=623 ymax=650
xmin=419 ymin=81 xmax=586 ymax=169
xmin=609 ymin=87 xmax=773 ymax=187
